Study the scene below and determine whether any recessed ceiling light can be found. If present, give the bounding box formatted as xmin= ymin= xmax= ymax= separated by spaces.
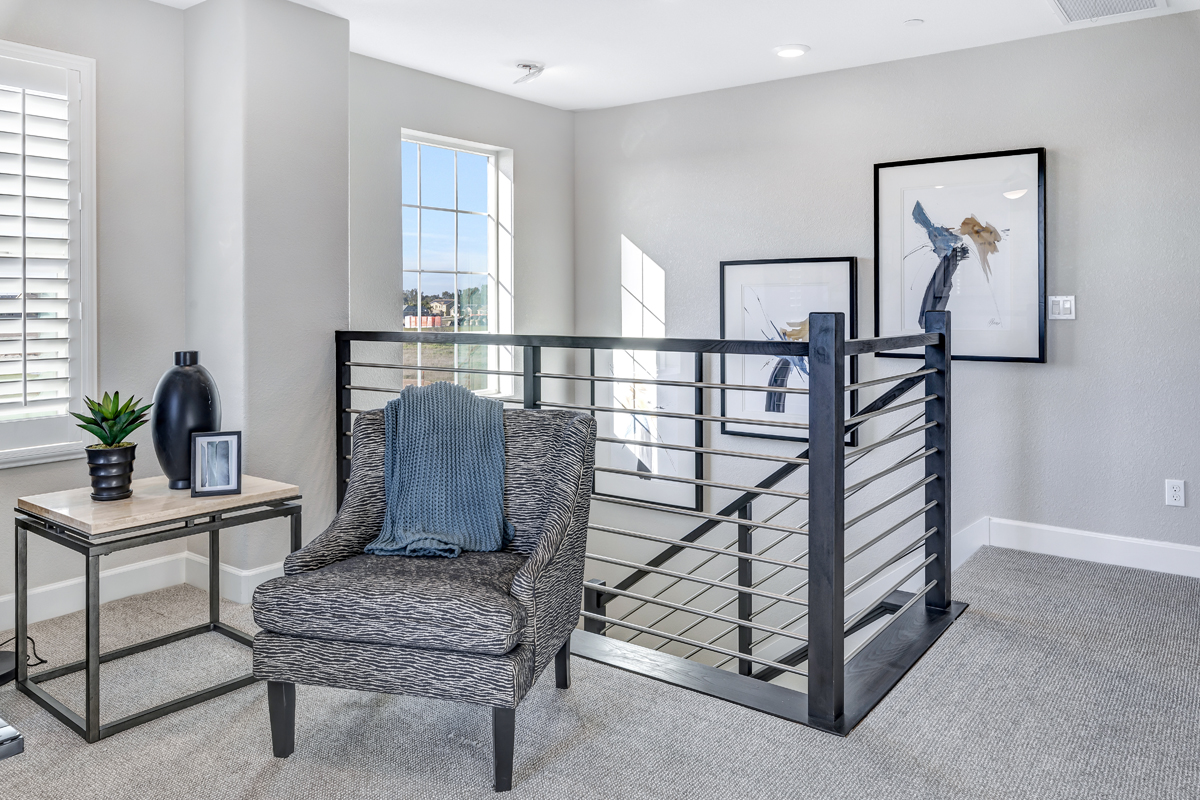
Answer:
xmin=773 ymin=44 xmax=811 ymax=58
xmin=904 ymin=18 xmax=925 ymax=27
xmin=1003 ymin=189 xmax=1029 ymax=200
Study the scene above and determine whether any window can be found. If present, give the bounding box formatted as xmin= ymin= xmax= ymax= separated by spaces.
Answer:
xmin=0 ymin=41 xmax=95 ymax=468
xmin=400 ymin=132 xmax=513 ymax=393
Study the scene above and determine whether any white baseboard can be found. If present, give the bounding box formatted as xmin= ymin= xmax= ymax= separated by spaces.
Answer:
xmin=846 ymin=514 xmax=1200 ymax=613
xmin=0 ymin=552 xmax=285 ymax=630
xmin=182 ymin=552 xmax=284 ymax=604
xmin=986 ymin=517 xmax=1200 ymax=579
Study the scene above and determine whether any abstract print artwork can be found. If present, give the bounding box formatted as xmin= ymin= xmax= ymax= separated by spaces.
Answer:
xmin=876 ymin=149 xmax=1046 ymax=362
xmin=720 ymin=258 xmax=858 ymax=444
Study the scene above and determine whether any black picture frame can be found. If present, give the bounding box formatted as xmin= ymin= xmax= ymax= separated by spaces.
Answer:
xmin=874 ymin=147 xmax=1047 ymax=363
xmin=190 ymin=431 xmax=242 ymax=497
xmin=719 ymin=257 xmax=859 ymax=447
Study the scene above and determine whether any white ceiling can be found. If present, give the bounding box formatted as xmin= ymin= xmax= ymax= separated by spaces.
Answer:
xmin=151 ymin=0 xmax=1200 ymax=110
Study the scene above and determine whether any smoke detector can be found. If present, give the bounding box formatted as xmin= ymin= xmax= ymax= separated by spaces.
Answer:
xmin=1047 ymin=0 xmax=1166 ymax=24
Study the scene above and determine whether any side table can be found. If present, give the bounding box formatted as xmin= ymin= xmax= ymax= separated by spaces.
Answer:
xmin=13 ymin=474 xmax=301 ymax=743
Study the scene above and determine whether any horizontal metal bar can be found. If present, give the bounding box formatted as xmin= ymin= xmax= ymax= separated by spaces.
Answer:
xmin=537 ymin=370 xmax=809 ymax=396
xmin=100 ymin=674 xmax=259 ymax=740
xmin=844 ymin=475 xmax=936 ymax=530
xmin=540 ymin=400 xmax=809 ymax=431
xmin=844 ymin=448 xmax=938 ymax=494
xmin=847 ymin=422 xmax=935 ymax=458
xmin=578 ymin=611 xmax=809 ymax=677
xmin=844 ymin=332 xmax=941 ymax=355
xmin=592 ymin=496 xmax=809 ymax=537
xmin=613 ymin=497 xmax=805 ymax=634
xmin=589 ymin=584 xmax=808 ymax=643
xmin=339 ymin=329 xmax=815 ymax=357
xmin=845 ymin=503 xmax=937 ymax=562
xmin=29 ymin=623 xmax=217 ymax=682
xmin=585 ymin=553 xmax=809 ymax=607
xmin=844 ymin=581 xmax=937 ymax=664
xmin=597 ymin=435 xmax=808 ymax=466
xmin=845 ymin=530 xmax=937 ymax=595
xmin=844 ymin=554 xmax=936 ymax=630
xmin=844 ymin=368 xmax=937 ymax=392
xmin=345 ymin=361 xmax=523 ymax=377
xmin=845 ymin=395 xmax=937 ymax=424
xmin=16 ymin=679 xmax=85 ymax=736
xmin=594 ymin=466 xmax=808 ymax=501
xmin=590 ymin=524 xmax=809 ymax=572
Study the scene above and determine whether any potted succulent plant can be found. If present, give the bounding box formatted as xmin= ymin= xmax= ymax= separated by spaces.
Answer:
xmin=71 ymin=392 xmax=153 ymax=501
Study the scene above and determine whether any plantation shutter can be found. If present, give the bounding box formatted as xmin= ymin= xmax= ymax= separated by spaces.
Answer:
xmin=0 ymin=54 xmax=79 ymax=440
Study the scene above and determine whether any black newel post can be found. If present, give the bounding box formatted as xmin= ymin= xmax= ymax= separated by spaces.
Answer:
xmin=335 ymin=334 xmax=352 ymax=510
xmin=923 ymin=311 xmax=952 ymax=610
xmin=806 ymin=312 xmax=846 ymax=731
xmin=737 ymin=503 xmax=754 ymax=676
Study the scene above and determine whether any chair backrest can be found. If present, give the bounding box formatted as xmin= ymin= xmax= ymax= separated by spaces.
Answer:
xmin=345 ymin=407 xmax=588 ymax=556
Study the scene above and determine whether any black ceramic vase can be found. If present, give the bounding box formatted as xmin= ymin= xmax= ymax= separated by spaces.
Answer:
xmin=151 ymin=351 xmax=222 ymax=490
xmin=86 ymin=443 xmax=136 ymax=501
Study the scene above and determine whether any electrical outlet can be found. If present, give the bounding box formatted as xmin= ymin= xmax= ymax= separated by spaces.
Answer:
xmin=1166 ymin=480 xmax=1185 ymax=507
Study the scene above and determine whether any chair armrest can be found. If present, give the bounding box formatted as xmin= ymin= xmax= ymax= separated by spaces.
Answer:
xmin=508 ymin=413 xmax=597 ymax=674
xmin=284 ymin=411 xmax=387 ymax=575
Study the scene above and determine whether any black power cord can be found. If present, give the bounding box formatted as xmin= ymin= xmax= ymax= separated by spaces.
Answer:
xmin=0 ymin=636 xmax=47 ymax=686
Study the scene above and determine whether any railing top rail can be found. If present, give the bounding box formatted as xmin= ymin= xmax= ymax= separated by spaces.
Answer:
xmin=336 ymin=329 xmax=941 ymax=356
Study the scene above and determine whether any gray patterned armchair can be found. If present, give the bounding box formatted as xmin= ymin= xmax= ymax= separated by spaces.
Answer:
xmin=251 ymin=407 xmax=597 ymax=792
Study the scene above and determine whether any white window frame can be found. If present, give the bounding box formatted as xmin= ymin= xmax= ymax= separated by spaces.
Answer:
xmin=0 ymin=40 xmax=96 ymax=469
xmin=400 ymin=129 xmax=515 ymax=397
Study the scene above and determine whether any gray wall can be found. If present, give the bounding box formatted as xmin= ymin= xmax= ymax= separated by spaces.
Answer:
xmin=0 ymin=0 xmax=188 ymax=594
xmin=574 ymin=11 xmax=1200 ymax=549
xmin=349 ymin=54 xmax=575 ymax=337
xmin=185 ymin=0 xmax=348 ymax=571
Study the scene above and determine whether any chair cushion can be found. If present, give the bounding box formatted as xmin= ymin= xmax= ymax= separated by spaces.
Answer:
xmin=253 ymin=551 xmax=528 ymax=656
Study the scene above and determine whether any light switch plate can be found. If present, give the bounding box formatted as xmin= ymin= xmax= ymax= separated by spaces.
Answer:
xmin=1049 ymin=295 xmax=1075 ymax=320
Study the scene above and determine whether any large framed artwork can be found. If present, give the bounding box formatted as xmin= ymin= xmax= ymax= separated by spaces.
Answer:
xmin=591 ymin=348 xmax=703 ymax=511
xmin=719 ymin=258 xmax=858 ymax=446
xmin=875 ymin=148 xmax=1046 ymax=362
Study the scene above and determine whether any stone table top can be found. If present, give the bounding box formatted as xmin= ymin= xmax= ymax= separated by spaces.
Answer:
xmin=16 ymin=475 xmax=300 ymax=536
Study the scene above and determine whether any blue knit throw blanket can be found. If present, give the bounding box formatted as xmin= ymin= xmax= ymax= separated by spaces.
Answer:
xmin=365 ymin=381 xmax=514 ymax=558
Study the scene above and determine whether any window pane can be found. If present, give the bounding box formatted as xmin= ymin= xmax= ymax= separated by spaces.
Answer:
xmin=456 ymin=151 xmax=488 ymax=213
xmin=401 ymin=141 xmax=419 ymax=204
xmin=402 ymin=271 xmax=420 ymax=329
xmin=420 ymin=271 xmax=455 ymax=331
xmin=457 ymin=273 xmax=488 ymax=332
xmin=457 ymin=343 xmax=489 ymax=390
xmin=402 ymin=207 xmax=418 ymax=270
xmin=457 ymin=212 xmax=487 ymax=273
xmin=419 ymin=144 xmax=455 ymax=210
xmin=420 ymin=209 xmax=455 ymax=272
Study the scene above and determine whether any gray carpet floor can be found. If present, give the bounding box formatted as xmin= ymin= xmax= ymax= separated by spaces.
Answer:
xmin=2 ymin=545 xmax=1199 ymax=799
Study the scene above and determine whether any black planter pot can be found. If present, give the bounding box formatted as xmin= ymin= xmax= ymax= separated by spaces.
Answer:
xmin=151 ymin=351 xmax=222 ymax=490
xmin=87 ymin=444 xmax=136 ymax=501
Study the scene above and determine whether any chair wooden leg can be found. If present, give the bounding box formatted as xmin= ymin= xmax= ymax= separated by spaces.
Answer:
xmin=492 ymin=706 xmax=515 ymax=792
xmin=267 ymin=680 xmax=296 ymax=758
xmin=554 ymin=637 xmax=571 ymax=689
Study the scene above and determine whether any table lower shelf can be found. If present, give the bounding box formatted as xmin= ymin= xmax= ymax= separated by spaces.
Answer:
xmin=18 ymin=621 xmax=257 ymax=742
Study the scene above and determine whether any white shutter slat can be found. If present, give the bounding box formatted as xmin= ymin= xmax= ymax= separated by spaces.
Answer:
xmin=0 ymin=74 xmax=74 ymax=423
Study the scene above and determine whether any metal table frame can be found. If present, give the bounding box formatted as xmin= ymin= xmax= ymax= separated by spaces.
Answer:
xmin=13 ymin=497 xmax=302 ymax=743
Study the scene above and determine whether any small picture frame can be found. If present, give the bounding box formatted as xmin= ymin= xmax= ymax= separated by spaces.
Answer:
xmin=190 ymin=431 xmax=242 ymax=497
